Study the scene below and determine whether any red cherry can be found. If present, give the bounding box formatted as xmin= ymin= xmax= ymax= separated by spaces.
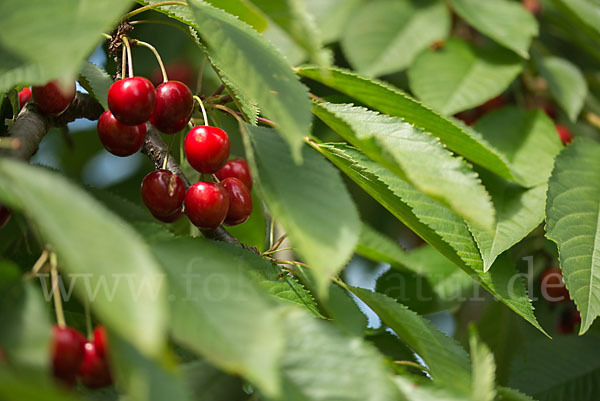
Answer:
xmin=478 ymin=95 xmax=507 ymax=114
xmin=152 ymin=208 xmax=183 ymax=223
xmin=540 ymin=267 xmax=570 ymax=303
xmin=93 ymin=326 xmax=108 ymax=358
xmin=107 ymin=77 xmax=156 ymax=125
xmin=51 ymin=325 xmax=86 ymax=385
xmin=557 ymin=308 xmax=581 ymax=334
xmin=150 ymin=61 xmax=196 ymax=88
xmin=0 ymin=206 xmax=12 ymax=228
xmin=18 ymin=87 xmax=32 ymax=108
xmin=79 ymin=342 xmax=112 ymax=389
xmin=32 ymin=80 xmax=76 ymax=116
xmin=215 ymin=158 xmax=253 ymax=190
xmin=184 ymin=181 xmax=230 ymax=229
xmin=221 ymin=177 xmax=253 ymax=226
xmin=97 ymin=110 xmax=147 ymax=157
xmin=141 ymin=170 xmax=186 ymax=218
xmin=150 ymin=81 xmax=194 ymax=134
xmin=522 ymin=0 xmax=542 ymax=15
xmin=184 ymin=126 xmax=230 ymax=173
xmin=555 ymin=124 xmax=572 ymax=146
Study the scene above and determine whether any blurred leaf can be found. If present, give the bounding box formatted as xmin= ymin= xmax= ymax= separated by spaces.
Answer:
xmin=545 ymin=138 xmax=600 ymax=333
xmin=0 ymin=0 xmax=133 ymax=91
xmin=141 ymin=0 xmax=312 ymax=160
xmin=244 ymin=125 xmax=360 ymax=297
xmin=0 ymin=368 xmax=83 ymax=401
xmin=182 ymin=360 xmax=246 ymax=400
xmin=297 ymin=66 xmax=514 ymax=184
xmin=496 ymin=387 xmax=538 ymax=401
xmin=78 ymin=61 xmax=111 ymax=110
xmin=408 ymin=39 xmax=523 ymax=115
xmin=394 ymin=376 xmax=475 ymax=401
xmin=509 ymin=336 xmax=600 ymax=401
xmin=305 ymin=0 xmax=363 ymax=44
xmin=450 ymin=0 xmax=538 ymax=58
xmin=342 ymin=0 xmax=450 ymax=77
xmin=473 ymin=107 xmax=563 ymax=188
xmin=469 ymin=327 xmax=496 ymax=401
xmin=314 ymin=102 xmax=495 ymax=230
xmin=0 ymin=159 xmax=167 ymax=356
xmin=0 ymin=261 xmax=50 ymax=370
xmin=350 ymin=287 xmax=472 ymax=394
xmin=550 ymin=0 xmax=600 ymax=46
xmin=204 ymin=0 xmax=268 ymax=32
xmin=314 ymin=143 xmax=545 ymax=333
xmin=537 ymin=56 xmax=588 ymax=122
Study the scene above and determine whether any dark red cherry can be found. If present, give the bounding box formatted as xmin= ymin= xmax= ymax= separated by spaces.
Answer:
xmin=141 ymin=170 xmax=186 ymax=218
xmin=18 ymin=87 xmax=32 ymax=108
xmin=79 ymin=342 xmax=112 ymax=389
xmin=221 ymin=177 xmax=253 ymax=226
xmin=152 ymin=208 xmax=183 ymax=223
xmin=184 ymin=181 xmax=230 ymax=229
xmin=555 ymin=124 xmax=572 ymax=146
xmin=150 ymin=81 xmax=193 ymax=134
xmin=540 ymin=267 xmax=570 ymax=303
xmin=184 ymin=126 xmax=230 ymax=173
xmin=215 ymin=158 xmax=252 ymax=190
xmin=150 ymin=61 xmax=196 ymax=88
xmin=97 ymin=110 xmax=147 ymax=157
xmin=107 ymin=77 xmax=156 ymax=125
xmin=557 ymin=308 xmax=581 ymax=335
xmin=32 ymin=80 xmax=76 ymax=116
xmin=93 ymin=326 xmax=108 ymax=358
xmin=51 ymin=325 xmax=86 ymax=385
xmin=0 ymin=206 xmax=12 ymax=228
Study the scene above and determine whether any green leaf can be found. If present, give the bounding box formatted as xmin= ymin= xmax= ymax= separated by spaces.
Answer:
xmin=450 ymin=0 xmax=538 ymax=58
xmin=314 ymin=143 xmax=545 ymax=333
xmin=204 ymin=0 xmax=268 ymax=32
xmin=341 ymin=0 xmax=450 ymax=77
xmin=277 ymin=308 xmax=403 ymax=401
xmin=252 ymin=0 xmax=331 ymax=66
xmin=244 ymin=125 xmax=360 ymax=297
xmin=109 ymin=333 xmax=192 ymax=401
xmin=508 ymin=336 xmax=600 ymax=401
xmin=305 ymin=0 xmax=362 ymax=44
xmin=0 ymin=368 xmax=83 ymax=401
xmin=296 ymin=66 xmax=514 ymax=183
xmin=182 ymin=360 xmax=246 ymax=400
xmin=468 ymin=171 xmax=548 ymax=271
xmin=537 ymin=56 xmax=588 ymax=121
xmin=0 ymin=159 xmax=167 ymax=356
xmin=469 ymin=327 xmax=496 ymax=401
xmin=407 ymin=39 xmax=523 ymax=115
xmin=473 ymin=107 xmax=563 ymax=188
xmin=149 ymin=235 xmax=284 ymax=398
xmin=78 ymin=61 xmax=112 ymax=110
xmin=550 ymin=0 xmax=600 ymax=46
xmin=545 ymin=138 xmax=600 ymax=333
xmin=141 ymin=0 xmax=312 ymax=159
xmin=0 ymin=261 xmax=51 ymax=370
xmin=314 ymin=102 xmax=495 ymax=230
xmin=349 ymin=287 xmax=472 ymax=394
xmin=0 ymin=0 xmax=133 ymax=92
xmin=394 ymin=376 xmax=474 ymax=401
xmin=496 ymin=387 xmax=538 ymax=401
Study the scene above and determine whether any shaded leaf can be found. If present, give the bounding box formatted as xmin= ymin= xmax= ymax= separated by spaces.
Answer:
xmin=469 ymin=327 xmax=496 ymax=401
xmin=204 ymin=0 xmax=268 ymax=32
xmin=78 ymin=61 xmax=111 ymax=110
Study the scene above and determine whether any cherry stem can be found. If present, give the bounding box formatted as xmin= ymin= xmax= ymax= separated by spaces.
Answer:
xmin=121 ymin=36 xmax=134 ymax=78
xmin=121 ymin=43 xmax=127 ymax=80
xmin=194 ymin=95 xmax=209 ymax=126
xmin=263 ymin=247 xmax=293 ymax=256
xmin=123 ymin=1 xmax=188 ymax=20
xmin=162 ymin=134 xmax=176 ymax=170
xmin=586 ymin=112 xmax=600 ymax=130
xmin=269 ymin=221 xmax=275 ymax=250
xmin=49 ymin=253 xmax=66 ymax=328
xmin=136 ymin=40 xmax=168 ymax=83
xmin=211 ymin=84 xmax=225 ymax=97
xmin=267 ymin=233 xmax=287 ymax=253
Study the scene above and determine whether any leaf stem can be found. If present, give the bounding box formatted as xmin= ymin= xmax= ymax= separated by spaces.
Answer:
xmin=122 ymin=1 xmax=188 ymax=20
xmin=121 ymin=36 xmax=134 ymax=78
xmin=393 ymin=360 xmax=431 ymax=374
xmin=135 ymin=39 xmax=168 ymax=83
xmin=194 ymin=96 xmax=209 ymax=126
xmin=49 ymin=253 xmax=66 ymax=328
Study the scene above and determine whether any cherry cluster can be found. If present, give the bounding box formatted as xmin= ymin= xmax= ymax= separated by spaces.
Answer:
xmin=52 ymin=325 xmax=112 ymax=389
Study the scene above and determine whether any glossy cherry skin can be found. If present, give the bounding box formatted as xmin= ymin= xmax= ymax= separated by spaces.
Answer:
xmin=141 ymin=170 xmax=186 ymax=218
xmin=107 ymin=77 xmax=156 ymax=125
xmin=221 ymin=178 xmax=253 ymax=226
xmin=18 ymin=87 xmax=32 ymax=108
xmin=555 ymin=124 xmax=573 ymax=146
xmin=51 ymin=325 xmax=86 ymax=385
xmin=97 ymin=110 xmax=147 ymax=157
xmin=184 ymin=182 xmax=230 ymax=229
xmin=93 ymin=326 xmax=108 ymax=358
xmin=185 ymin=126 xmax=230 ymax=173
xmin=215 ymin=158 xmax=252 ymax=190
xmin=150 ymin=81 xmax=194 ymax=134
xmin=0 ymin=206 xmax=12 ymax=228
xmin=540 ymin=267 xmax=570 ymax=303
xmin=79 ymin=342 xmax=112 ymax=389
xmin=32 ymin=80 xmax=76 ymax=116
xmin=153 ymin=208 xmax=183 ymax=223
xmin=151 ymin=61 xmax=196 ymax=88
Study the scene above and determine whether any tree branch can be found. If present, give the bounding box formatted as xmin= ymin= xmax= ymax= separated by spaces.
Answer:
xmin=5 ymin=92 xmax=254 ymax=252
